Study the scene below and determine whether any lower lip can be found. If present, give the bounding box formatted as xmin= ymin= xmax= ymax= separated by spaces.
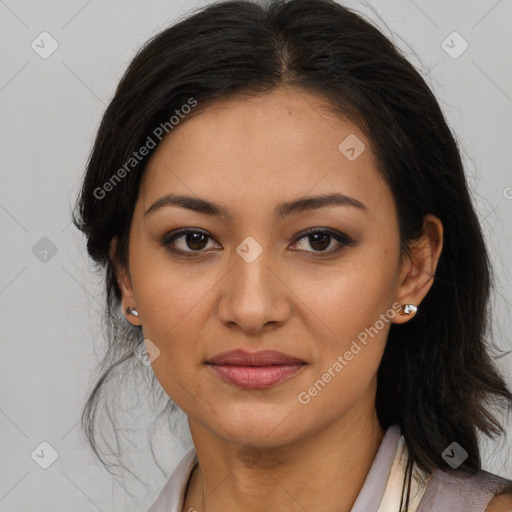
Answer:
xmin=208 ymin=364 xmax=305 ymax=389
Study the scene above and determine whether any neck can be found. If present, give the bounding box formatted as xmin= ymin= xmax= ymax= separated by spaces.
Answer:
xmin=183 ymin=381 xmax=385 ymax=512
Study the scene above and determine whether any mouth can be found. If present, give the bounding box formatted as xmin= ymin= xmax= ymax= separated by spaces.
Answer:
xmin=206 ymin=349 xmax=307 ymax=389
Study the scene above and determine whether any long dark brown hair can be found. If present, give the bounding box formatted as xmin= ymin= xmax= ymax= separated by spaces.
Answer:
xmin=72 ymin=0 xmax=512 ymax=508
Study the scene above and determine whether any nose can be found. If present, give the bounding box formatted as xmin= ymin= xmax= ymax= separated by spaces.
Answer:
xmin=216 ymin=243 xmax=292 ymax=335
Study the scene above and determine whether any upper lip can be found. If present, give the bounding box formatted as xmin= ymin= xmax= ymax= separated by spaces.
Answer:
xmin=207 ymin=349 xmax=306 ymax=366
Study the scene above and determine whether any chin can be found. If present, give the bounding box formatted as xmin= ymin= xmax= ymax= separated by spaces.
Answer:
xmin=211 ymin=407 xmax=305 ymax=447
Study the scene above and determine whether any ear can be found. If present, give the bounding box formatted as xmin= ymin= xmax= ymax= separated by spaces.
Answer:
xmin=391 ymin=214 xmax=443 ymax=324
xmin=109 ymin=236 xmax=141 ymax=326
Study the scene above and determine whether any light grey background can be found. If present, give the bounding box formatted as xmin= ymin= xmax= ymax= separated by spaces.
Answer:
xmin=1 ymin=1 xmax=511 ymax=511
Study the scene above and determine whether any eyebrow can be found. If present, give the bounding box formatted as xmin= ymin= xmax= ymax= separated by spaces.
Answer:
xmin=144 ymin=192 xmax=367 ymax=220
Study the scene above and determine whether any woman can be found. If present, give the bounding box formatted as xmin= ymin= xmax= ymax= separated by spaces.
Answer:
xmin=72 ymin=0 xmax=512 ymax=510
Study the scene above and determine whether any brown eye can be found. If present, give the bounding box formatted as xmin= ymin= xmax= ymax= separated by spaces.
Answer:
xmin=290 ymin=228 xmax=353 ymax=254
xmin=162 ymin=227 xmax=354 ymax=258
xmin=182 ymin=232 xmax=209 ymax=250
xmin=162 ymin=229 xmax=218 ymax=254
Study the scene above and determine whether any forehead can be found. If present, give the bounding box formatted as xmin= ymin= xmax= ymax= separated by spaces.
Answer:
xmin=138 ymin=86 xmax=392 ymax=220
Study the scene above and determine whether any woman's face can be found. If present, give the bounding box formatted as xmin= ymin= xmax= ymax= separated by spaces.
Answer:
xmin=116 ymin=85 xmax=433 ymax=448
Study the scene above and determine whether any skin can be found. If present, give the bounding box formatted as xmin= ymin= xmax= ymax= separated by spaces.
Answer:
xmin=487 ymin=494 xmax=512 ymax=511
xmin=111 ymin=85 xmax=444 ymax=512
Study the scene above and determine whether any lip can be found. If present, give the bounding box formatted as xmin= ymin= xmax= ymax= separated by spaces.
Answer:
xmin=206 ymin=349 xmax=307 ymax=389
xmin=207 ymin=349 xmax=306 ymax=366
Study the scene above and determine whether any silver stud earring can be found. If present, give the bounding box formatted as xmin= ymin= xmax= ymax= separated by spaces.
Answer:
xmin=401 ymin=304 xmax=417 ymax=315
xmin=126 ymin=306 xmax=139 ymax=317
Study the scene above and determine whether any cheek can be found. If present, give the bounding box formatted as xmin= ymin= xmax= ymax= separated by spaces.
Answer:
xmin=287 ymin=244 xmax=397 ymax=402
xmin=286 ymin=244 xmax=399 ymax=344
xmin=130 ymin=243 xmax=215 ymax=338
xmin=128 ymin=253 xmax=213 ymax=396
xmin=295 ymin=311 xmax=389 ymax=422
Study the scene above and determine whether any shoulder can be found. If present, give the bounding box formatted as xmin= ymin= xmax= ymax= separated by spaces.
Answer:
xmin=430 ymin=466 xmax=512 ymax=489
xmin=420 ymin=467 xmax=512 ymax=511
xmin=485 ymin=493 xmax=512 ymax=512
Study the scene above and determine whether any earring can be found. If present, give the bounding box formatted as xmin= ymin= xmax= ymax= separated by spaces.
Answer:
xmin=401 ymin=304 xmax=417 ymax=315
xmin=126 ymin=306 xmax=139 ymax=317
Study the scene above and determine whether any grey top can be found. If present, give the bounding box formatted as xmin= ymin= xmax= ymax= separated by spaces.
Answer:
xmin=146 ymin=424 xmax=512 ymax=512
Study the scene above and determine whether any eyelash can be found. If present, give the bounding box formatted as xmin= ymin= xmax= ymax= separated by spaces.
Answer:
xmin=161 ymin=227 xmax=354 ymax=258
